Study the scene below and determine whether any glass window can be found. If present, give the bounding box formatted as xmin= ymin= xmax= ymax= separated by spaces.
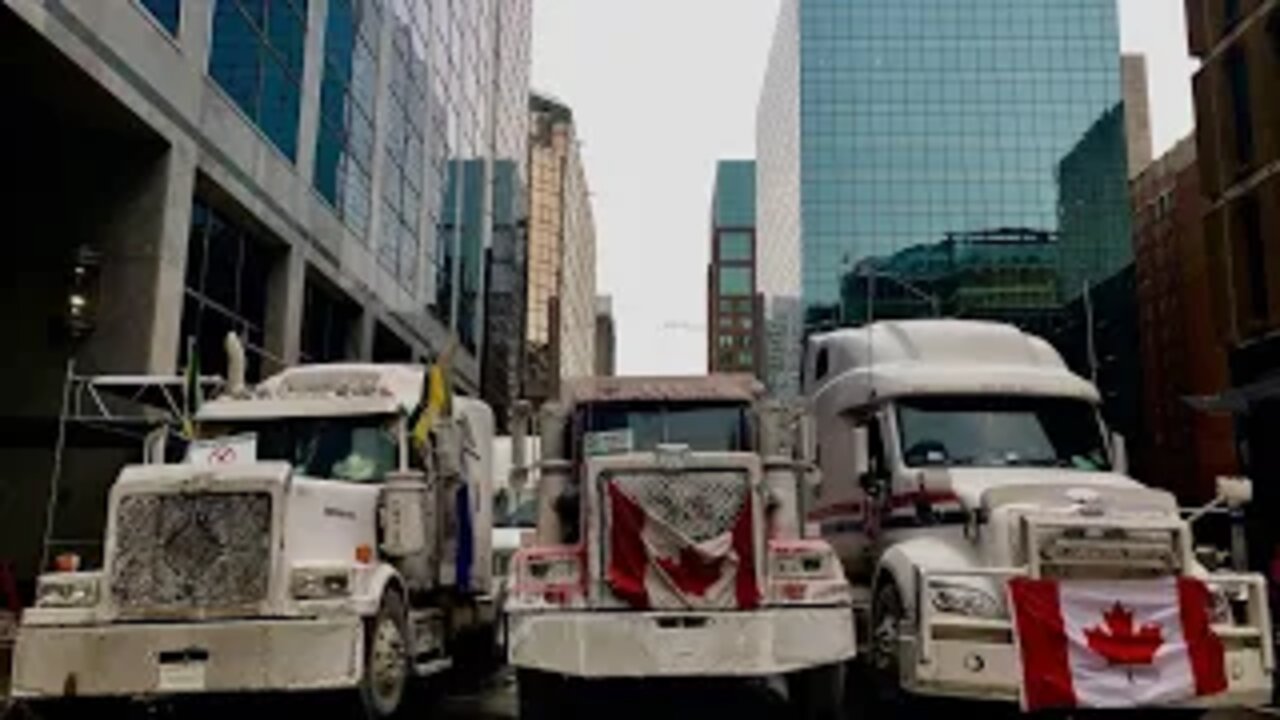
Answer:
xmin=379 ymin=16 xmax=429 ymax=294
xmin=140 ymin=0 xmax=181 ymax=35
xmin=180 ymin=197 xmax=277 ymax=381
xmin=896 ymin=395 xmax=1111 ymax=471
xmin=581 ymin=402 xmax=751 ymax=453
xmin=205 ymin=417 xmax=398 ymax=482
xmin=718 ymin=266 xmax=752 ymax=297
xmin=315 ymin=0 xmax=381 ymax=238
xmin=301 ymin=276 xmax=359 ymax=362
xmin=1241 ymin=196 xmax=1268 ymax=322
xmin=718 ymin=232 xmax=753 ymax=262
xmin=1226 ymin=47 xmax=1254 ymax=166
xmin=210 ymin=0 xmax=308 ymax=161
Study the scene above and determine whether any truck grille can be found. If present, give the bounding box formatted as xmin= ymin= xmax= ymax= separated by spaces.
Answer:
xmin=609 ymin=471 xmax=750 ymax=543
xmin=1029 ymin=526 xmax=1181 ymax=580
xmin=602 ymin=469 xmax=761 ymax=609
xmin=110 ymin=492 xmax=273 ymax=613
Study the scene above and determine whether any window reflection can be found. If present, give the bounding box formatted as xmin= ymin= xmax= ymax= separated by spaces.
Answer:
xmin=210 ymin=0 xmax=307 ymax=162
xmin=315 ymin=0 xmax=380 ymax=238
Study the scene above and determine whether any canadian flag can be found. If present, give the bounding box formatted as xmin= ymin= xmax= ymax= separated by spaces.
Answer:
xmin=606 ymin=482 xmax=760 ymax=610
xmin=1009 ymin=577 xmax=1227 ymax=711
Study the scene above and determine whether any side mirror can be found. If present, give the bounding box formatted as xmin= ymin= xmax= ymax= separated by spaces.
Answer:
xmin=1111 ymin=433 xmax=1129 ymax=475
xmin=1216 ymin=476 xmax=1253 ymax=508
xmin=851 ymin=427 xmax=871 ymax=480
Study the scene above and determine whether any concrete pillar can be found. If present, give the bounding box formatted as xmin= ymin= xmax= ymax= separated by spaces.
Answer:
xmin=295 ymin=0 xmax=328 ymax=187
xmin=81 ymin=139 xmax=197 ymax=376
xmin=356 ymin=305 xmax=377 ymax=360
xmin=265 ymin=248 xmax=307 ymax=374
xmin=180 ymin=0 xmax=214 ymax=77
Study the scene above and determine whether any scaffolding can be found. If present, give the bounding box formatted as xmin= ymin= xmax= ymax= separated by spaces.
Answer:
xmin=38 ymin=366 xmax=224 ymax=572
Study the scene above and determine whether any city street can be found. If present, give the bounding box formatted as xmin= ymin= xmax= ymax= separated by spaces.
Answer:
xmin=4 ymin=669 xmax=1275 ymax=720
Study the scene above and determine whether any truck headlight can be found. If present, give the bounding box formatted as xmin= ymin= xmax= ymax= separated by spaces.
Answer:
xmin=36 ymin=573 xmax=100 ymax=608
xmin=291 ymin=566 xmax=353 ymax=600
xmin=771 ymin=543 xmax=836 ymax=578
xmin=1208 ymin=583 xmax=1247 ymax=626
xmin=929 ymin=582 xmax=1002 ymax=619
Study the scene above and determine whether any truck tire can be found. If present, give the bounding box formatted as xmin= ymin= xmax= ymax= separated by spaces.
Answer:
xmin=516 ymin=669 xmax=568 ymax=720
xmin=358 ymin=591 xmax=411 ymax=719
xmin=870 ymin=580 xmax=914 ymax=710
xmin=786 ymin=663 xmax=846 ymax=720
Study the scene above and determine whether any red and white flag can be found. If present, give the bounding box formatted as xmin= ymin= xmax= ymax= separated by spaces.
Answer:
xmin=1009 ymin=577 xmax=1227 ymax=711
xmin=606 ymin=482 xmax=760 ymax=610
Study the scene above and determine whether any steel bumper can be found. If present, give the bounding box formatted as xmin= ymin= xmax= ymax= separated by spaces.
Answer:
xmin=508 ymin=606 xmax=856 ymax=678
xmin=11 ymin=618 xmax=363 ymax=699
xmin=906 ymin=632 xmax=1272 ymax=708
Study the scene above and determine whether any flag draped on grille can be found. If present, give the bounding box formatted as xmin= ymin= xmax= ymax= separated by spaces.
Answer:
xmin=1008 ymin=577 xmax=1227 ymax=711
xmin=605 ymin=478 xmax=759 ymax=610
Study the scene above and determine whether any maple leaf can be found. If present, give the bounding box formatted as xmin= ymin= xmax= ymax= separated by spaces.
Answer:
xmin=1085 ymin=602 xmax=1164 ymax=666
xmin=656 ymin=548 xmax=726 ymax=597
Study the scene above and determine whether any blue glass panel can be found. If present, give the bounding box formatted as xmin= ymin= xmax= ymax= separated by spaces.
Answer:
xmin=210 ymin=1 xmax=260 ymax=114
xmin=140 ymin=0 xmax=180 ymax=35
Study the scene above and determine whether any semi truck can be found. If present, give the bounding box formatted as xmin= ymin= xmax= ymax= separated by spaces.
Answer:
xmin=505 ymin=375 xmax=856 ymax=719
xmin=806 ymin=319 xmax=1273 ymax=711
xmin=12 ymin=339 xmax=498 ymax=718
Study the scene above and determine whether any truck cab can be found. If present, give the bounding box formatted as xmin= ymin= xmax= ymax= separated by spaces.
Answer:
xmin=805 ymin=320 xmax=1273 ymax=710
xmin=14 ymin=360 xmax=496 ymax=719
xmin=506 ymin=375 xmax=855 ymax=718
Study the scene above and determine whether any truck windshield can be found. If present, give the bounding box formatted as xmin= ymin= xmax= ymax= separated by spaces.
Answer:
xmin=202 ymin=417 xmax=398 ymax=482
xmin=896 ymin=396 xmax=1110 ymax=471
xmin=580 ymin=401 xmax=750 ymax=455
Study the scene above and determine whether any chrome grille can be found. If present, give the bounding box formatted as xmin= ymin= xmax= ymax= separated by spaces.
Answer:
xmin=111 ymin=492 xmax=272 ymax=613
xmin=608 ymin=470 xmax=750 ymax=542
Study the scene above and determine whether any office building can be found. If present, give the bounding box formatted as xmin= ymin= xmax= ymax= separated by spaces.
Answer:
xmin=526 ymin=93 xmax=597 ymax=401
xmin=758 ymin=0 xmax=1137 ymax=404
xmin=595 ymin=295 xmax=617 ymax=377
xmin=0 ymin=0 xmax=531 ymax=590
xmin=1131 ymin=137 xmax=1237 ymax=503
xmin=1184 ymin=0 xmax=1280 ymax=562
xmin=707 ymin=160 xmax=761 ymax=375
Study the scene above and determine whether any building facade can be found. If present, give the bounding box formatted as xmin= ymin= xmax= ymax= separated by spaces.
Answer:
xmin=1123 ymin=54 xmax=1154 ymax=178
xmin=1132 ymin=137 xmax=1238 ymax=504
xmin=757 ymin=0 xmax=1137 ymax=407
xmin=707 ymin=160 xmax=761 ymax=375
xmin=595 ymin=295 xmax=617 ymax=377
xmin=1184 ymin=0 xmax=1280 ymax=564
xmin=526 ymin=93 xmax=597 ymax=401
xmin=0 ymin=0 xmax=530 ymax=590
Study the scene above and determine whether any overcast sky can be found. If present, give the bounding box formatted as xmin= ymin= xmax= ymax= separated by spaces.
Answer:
xmin=531 ymin=1 xmax=1198 ymax=376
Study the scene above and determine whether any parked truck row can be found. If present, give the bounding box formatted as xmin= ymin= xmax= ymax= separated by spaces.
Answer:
xmin=9 ymin=320 xmax=1276 ymax=717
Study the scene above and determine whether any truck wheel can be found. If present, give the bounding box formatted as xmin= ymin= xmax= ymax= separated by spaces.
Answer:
xmin=359 ymin=591 xmax=411 ymax=719
xmin=870 ymin=580 xmax=913 ymax=710
xmin=516 ymin=668 xmax=568 ymax=720
xmin=786 ymin=663 xmax=846 ymax=720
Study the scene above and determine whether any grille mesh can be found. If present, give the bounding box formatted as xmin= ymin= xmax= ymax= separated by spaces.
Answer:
xmin=608 ymin=471 xmax=749 ymax=542
xmin=111 ymin=492 xmax=272 ymax=612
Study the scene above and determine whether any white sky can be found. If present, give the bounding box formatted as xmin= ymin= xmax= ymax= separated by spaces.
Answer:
xmin=531 ymin=0 xmax=1198 ymax=376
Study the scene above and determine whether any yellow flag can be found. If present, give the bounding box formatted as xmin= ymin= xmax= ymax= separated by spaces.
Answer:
xmin=412 ymin=339 xmax=455 ymax=448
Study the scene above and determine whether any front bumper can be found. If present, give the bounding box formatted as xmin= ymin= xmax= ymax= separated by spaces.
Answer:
xmin=906 ymin=628 xmax=1272 ymax=708
xmin=508 ymin=606 xmax=856 ymax=678
xmin=12 ymin=617 xmax=363 ymax=699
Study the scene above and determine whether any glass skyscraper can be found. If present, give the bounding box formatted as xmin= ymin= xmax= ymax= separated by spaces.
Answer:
xmin=758 ymin=0 xmax=1135 ymax=397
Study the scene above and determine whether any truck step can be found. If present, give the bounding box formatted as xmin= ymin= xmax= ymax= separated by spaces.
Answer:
xmin=413 ymin=657 xmax=454 ymax=678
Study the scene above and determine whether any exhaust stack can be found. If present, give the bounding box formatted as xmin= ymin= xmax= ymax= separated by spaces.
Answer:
xmin=225 ymin=332 xmax=247 ymax=396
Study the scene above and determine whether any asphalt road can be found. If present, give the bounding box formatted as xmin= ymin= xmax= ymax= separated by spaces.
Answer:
xmin=2 ymin=671 xmax=1274 ymax=720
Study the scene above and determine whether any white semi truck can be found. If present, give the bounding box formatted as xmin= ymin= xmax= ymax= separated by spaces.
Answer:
xmin=806 ymin=319 xmax=1273 ymax=710
xmin=506 ymin=375 xmax=856 ymax=719
xmin=12 ymin=347 xmax=498 ymax=718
